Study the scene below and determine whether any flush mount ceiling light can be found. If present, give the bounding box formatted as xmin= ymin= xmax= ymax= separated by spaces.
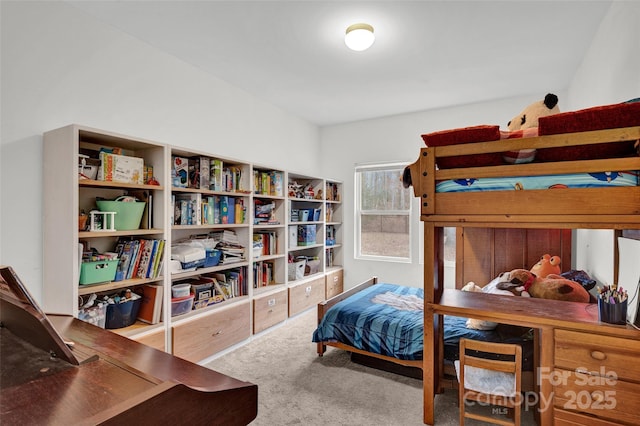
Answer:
xmin=345 ymin=23 xmax=375 ymax=51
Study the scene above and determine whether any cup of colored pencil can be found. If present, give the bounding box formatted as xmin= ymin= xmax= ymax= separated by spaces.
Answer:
xmin=597 ymin=284 xmax=628 ymax=325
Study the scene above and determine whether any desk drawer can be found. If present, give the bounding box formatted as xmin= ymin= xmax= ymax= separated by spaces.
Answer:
xmin=253 ymin=289 xmax=288 ymax=333
xmin=554 ymin=369 xmax=640 ymax=425
xmin=554 ymin=407 xmax=622 ymax=426
xmin=554 ymin=329 xmax=640 ymax=382
xmin=325 ymin=269 xmax=343 ymax=299
xmin=131 ymin=328 xmax=165 ymax=351
xmin=172 ymin=301 xmax=251 ymax=362
xmin=289 ymin=276 xmax=325 ymax=317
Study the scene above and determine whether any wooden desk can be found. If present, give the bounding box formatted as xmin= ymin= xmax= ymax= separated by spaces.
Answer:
xmin=1 ymin=315 xmax=258 ymax=425
xmin=424 ymin=289 xmax=640 ymax=425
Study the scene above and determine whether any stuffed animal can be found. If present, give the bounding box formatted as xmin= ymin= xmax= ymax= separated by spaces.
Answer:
xmin=461 ymin=278 xmax=515 ymax=330
xmin=496 ymin=269 xmax=591 ymax=303
xmin=507 ymin=93 xmax=560 ymax=131
xmin=530 ymin=254 xmax=561 ymax=278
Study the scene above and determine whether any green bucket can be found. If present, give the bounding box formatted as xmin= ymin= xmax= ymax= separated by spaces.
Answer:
xmin=96 ymin=199 xmax=146 ymax=230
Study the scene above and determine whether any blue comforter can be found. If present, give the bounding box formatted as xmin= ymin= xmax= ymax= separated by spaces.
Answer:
xmin=313 ymin=283 xmax=534 ymax=366
xmin=312 ymin=283 xmax=424 ymax=360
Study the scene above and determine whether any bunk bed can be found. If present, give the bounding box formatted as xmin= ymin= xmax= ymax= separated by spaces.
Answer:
xmin=406 ymin=100 xmax=640 ymax=425
xmin=316 ymin=101 xmax=640 ymax=425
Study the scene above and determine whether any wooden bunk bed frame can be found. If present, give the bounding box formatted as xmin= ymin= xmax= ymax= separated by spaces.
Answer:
xmin=406 ymin=125 xmax=640 ymax=425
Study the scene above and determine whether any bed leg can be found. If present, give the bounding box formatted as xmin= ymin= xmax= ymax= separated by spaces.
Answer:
xmin=317 ymin=342 xmax=326 ymax=356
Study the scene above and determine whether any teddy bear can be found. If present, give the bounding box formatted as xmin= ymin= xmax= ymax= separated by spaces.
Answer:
xmin=507 ymin=93 xmax=560 ymax=131
xmin=530 ymin=254 xmax=561 ymax=278
xmin=495 ymin=269 xmax=591 ymax=303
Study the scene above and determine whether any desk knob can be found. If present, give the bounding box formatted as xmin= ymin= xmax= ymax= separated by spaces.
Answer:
xmin=590 ymin=350 xmax=606 ymax=360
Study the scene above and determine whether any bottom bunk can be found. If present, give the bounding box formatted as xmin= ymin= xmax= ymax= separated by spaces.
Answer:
xmin=312 ymin=277 xmax=535 ymax=388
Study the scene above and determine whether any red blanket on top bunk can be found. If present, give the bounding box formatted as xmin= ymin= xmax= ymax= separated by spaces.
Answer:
xmin=421 ymin=101 xmax=640 ymax=169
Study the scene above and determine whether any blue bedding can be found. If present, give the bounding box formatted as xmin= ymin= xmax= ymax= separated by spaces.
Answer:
xmin=313 ymin=283 xmax=424 ymax=360
xmin=436 ymin=170 xmax=638 ymax=193
xmin=313 ymin=283 xmax=534 ymax=368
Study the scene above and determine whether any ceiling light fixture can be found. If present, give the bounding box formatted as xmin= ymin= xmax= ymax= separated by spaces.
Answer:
xmin=345 ymin=23 xmax=375 ymax=51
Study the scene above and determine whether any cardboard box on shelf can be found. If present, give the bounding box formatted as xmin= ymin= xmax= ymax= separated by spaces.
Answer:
xmin=98 ymin=152 xmax=144 ymax=185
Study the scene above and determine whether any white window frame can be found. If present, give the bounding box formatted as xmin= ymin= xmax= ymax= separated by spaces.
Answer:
xmin=354 ymin=161 xmax=412 ymax=263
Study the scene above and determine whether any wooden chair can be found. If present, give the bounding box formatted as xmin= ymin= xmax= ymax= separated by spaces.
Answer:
xmin=456 ymin=338 xmax=523 ymax=426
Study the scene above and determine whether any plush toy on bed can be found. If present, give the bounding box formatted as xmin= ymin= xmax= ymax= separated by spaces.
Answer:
xmin=501 ymin=93 xmax=561 ymax=164
xmin=530 ymin=254 xmax=561 ymax=277
xmin=495 ymin=269 xmax=591 ymax=303
xmin=507 ymin=93 xmax=560 ymax=131
xmin=461 ymin=264 xmax=590 ymax=330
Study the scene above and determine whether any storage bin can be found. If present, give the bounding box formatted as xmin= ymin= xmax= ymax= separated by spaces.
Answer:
xmin=79 ymin=259 xmax=118 ymax=285
xmin=96 ymin=199 xmax=146 ymax=230
xmin=78 ymin=303 xmax=107 ymax=328
xmin=192 ymin=282 xmax=214 ymax=301
xmin=172 ymin=283 xmax=191 ymax=298
xmin=288 ymin=260 xmax=306 ymax=281
xmin=297 ymin=224 xmax=316 ymax=246
xmin=105 ymin=297 xmax=141 ymax=329
xmin=171 ymin=295 xmax=194 ymax=317
xmin=306 ymin=258 xmax=321 ymax=275
xmin=204 ymin=249 xmax=221 ymax=267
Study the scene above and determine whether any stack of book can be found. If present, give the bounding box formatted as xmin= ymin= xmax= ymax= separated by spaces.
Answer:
xmin=210 ymin=230 xmax=245 ymax=264
xmin=113 ymin=238 xmax=166 ymax=281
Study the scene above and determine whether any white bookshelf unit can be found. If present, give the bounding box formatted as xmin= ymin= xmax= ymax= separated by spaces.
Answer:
xmin=42 ymin=124 xmax=343 ymax=361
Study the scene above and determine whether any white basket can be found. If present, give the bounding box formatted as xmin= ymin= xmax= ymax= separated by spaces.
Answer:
xmin=288 ymin=260 xmax=306 ymax=281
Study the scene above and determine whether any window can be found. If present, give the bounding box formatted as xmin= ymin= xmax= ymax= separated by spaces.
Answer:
xmin=355 ymin=162 xmax=412 ymax=262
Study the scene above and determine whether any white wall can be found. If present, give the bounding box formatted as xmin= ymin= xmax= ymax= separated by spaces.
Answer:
xmin=0 ymin=1 xmax=320 ymax=302
xmin=320 ymin=1 xmax=640 ymax=290
xmin=569 ymin=1 xmax=640 ymax=286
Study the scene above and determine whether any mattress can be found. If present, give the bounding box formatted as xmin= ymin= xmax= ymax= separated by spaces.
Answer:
xmin=436 ymin=170 xmax=639 ymax=193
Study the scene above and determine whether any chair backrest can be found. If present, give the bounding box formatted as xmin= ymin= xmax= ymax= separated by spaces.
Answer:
xmin=457 ymin=338 xmax=522 ymax=426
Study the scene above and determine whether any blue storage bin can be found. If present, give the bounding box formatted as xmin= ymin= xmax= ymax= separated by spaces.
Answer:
xmin=105 ymin=298 xmax=141 ymax=329
xmin=204 ymin=249 xmax=221 ymax=267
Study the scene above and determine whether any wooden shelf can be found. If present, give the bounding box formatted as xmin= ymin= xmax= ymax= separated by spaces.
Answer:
xmin=78 ymin=276 xmax=164 ymax=296
xmin=44 ymin=124 xmax=344 ymax=363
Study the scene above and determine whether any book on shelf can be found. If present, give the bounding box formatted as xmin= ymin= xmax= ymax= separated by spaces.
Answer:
xmin=188 ymin=157 xmax=200 ymax=189
xmin=210 ymin=159 xmax=223 ymax=191
xmin=113 ymin=238 xmax=130 ymax=281
xmin=137 ymin=284 xmax=164 ymax=324
xmin=151 ymin=239 xmax=165 ymax=278
xmin=135 ymin=239 xmax=155 ymax=279
xmin=173 ymin=193 xmax=202 ymax=225
xmin=222 ymin=165 xmax=243 ymax=192
xmin=199 ymin=157 xmax=210 ymax=190
xmin=125 ymin=240 xmax=141 ymax=280
xmin=253 ymin=170 xmax=283 ymax=196
xmin=235 ymin=198 xmax=245 ymax=224
xmin=253 ymin=231 xmax=278 ymax=256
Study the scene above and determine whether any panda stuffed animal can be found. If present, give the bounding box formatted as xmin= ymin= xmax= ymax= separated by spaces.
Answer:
xmin=507 ymin=93 xmax=560 ymax=131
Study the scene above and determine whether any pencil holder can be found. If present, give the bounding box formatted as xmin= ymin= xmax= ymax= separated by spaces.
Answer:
xmin=598 ymin=298 xmax=627 ymax=325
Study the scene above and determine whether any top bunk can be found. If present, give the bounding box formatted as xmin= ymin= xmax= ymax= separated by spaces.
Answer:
xmin=406 ymin=101 xmax=640 ymax=229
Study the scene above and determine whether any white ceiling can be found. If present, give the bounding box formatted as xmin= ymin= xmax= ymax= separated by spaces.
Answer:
xmin=67 ymin=0 xmax=612 ymax=127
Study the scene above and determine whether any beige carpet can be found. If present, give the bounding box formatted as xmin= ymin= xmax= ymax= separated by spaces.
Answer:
xmin=205 ymin=308 xmax=537 ymax=425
